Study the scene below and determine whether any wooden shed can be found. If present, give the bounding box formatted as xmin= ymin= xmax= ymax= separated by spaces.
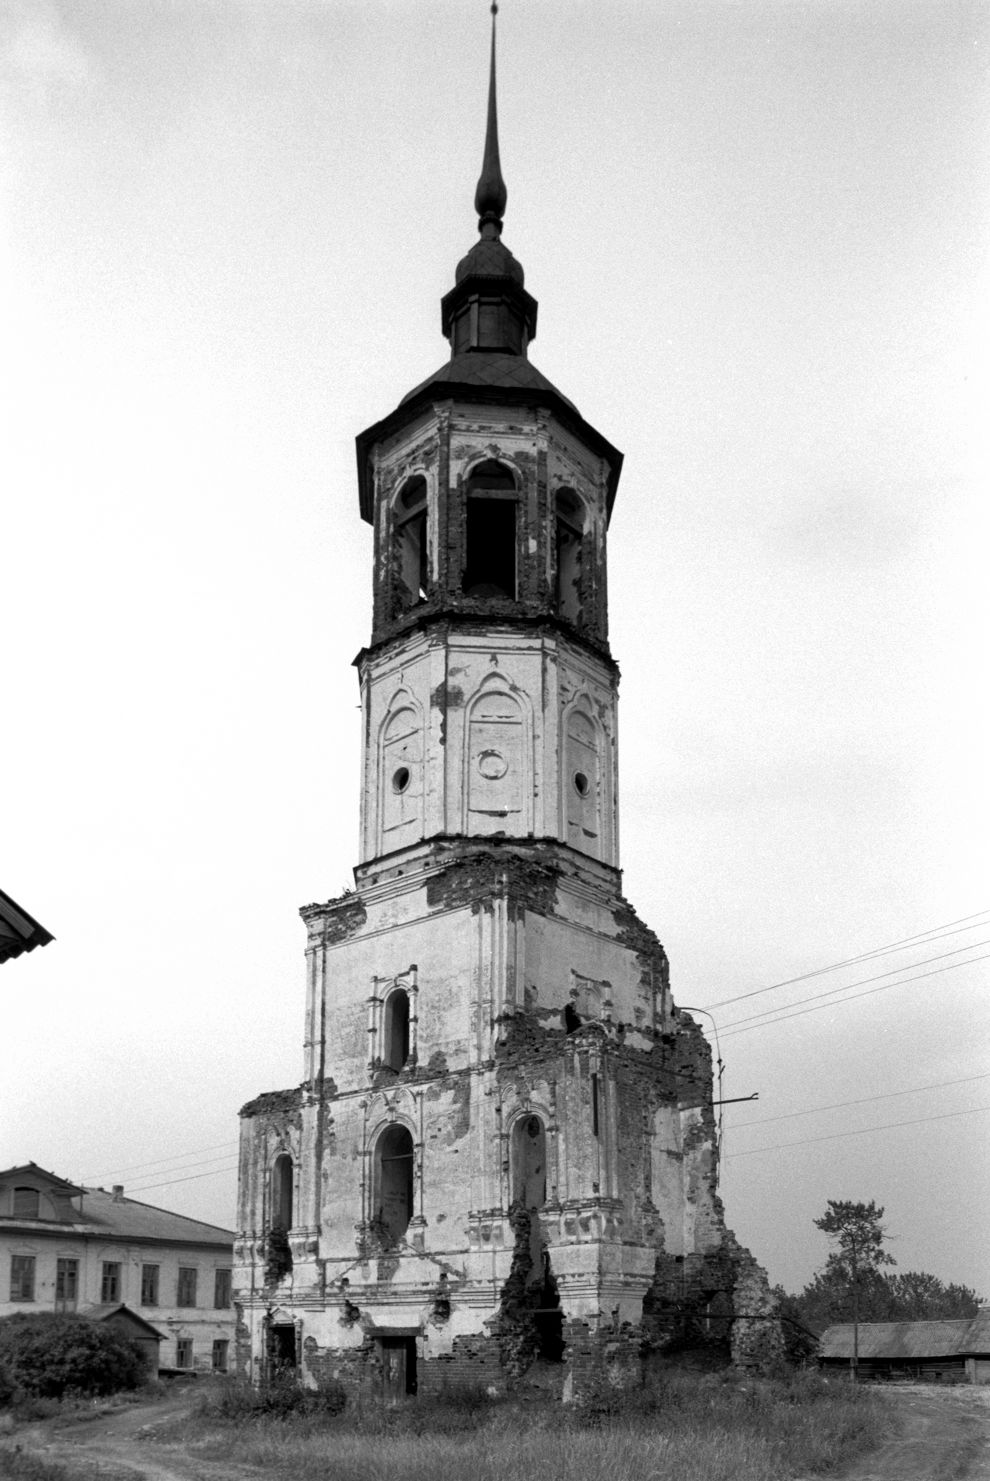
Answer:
xmin=820 ymin=1311 xmax=990 ymax=1384
xmin=78 ymin=1303 xmax=164 ymax=1379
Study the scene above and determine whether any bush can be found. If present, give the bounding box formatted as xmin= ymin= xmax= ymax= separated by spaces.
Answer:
xmin=201 ymin=1372 xmax=347 ymax=1422
xmin=0 ymin=1314 xmax=146 ymax=1400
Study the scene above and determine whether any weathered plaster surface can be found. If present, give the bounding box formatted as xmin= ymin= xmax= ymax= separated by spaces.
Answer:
xmin=235 ymin=390 xmax=781 ymax=1396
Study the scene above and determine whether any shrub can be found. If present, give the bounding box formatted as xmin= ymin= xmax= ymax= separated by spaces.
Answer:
xmin=0 ymin=1357 xmax=16 ymax=1408
xmin=199 ymin=1372 xmax=347 ymax=1422
xmin=0 ymin=1314 xmax=146 ymax=1399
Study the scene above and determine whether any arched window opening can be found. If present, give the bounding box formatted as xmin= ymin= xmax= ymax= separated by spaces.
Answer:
xmin=564 ymin=1002 xmax=582 ymax=1033
xmin=511 ymin=1114 xmax=547 ymax=1210
xmin=463 ymin=460 xmax=517 ymax=599
xmin=383 ymin=988 xmax=410 ymax=1072
xmin=508 ymin=1115 xmax=563 ymax=1362
xmin=375 ymin=1124 xmax=415 ymax=1245
xmin=271 ymin=1155 xmax=293 ymax=1233
xmin=555 ymin=488 xmax=584 ymax=623
xmin=394 ymin=476 xmax=428 ymax=607
xmin=12 ymin=1187 xmax=40 ymax=1219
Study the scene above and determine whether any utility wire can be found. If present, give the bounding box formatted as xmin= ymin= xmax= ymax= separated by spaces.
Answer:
xmin=127 ymin=1162 xmax=240 ymax=1196
xmin=84 ymin=1140 xmax=238 ymax=1181
xmin=728 ymin=1072 xmax=990 ymax=1130
xmin=719 ymin=940 xmax=989 ymax=1033
xmin=705 ymin=909 xmax=990 ymax=1011
xmin=84 ymin=1143 xmax=238 ymax=1178
xmin=719 ymin=952 xmax=990 ymax=1040
xmin=725 ymin=1104 xmax=990 ymax=1160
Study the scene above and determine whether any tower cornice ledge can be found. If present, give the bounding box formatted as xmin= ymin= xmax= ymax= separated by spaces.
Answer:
xmin=353 ymin=610 xmax=620 ymax=674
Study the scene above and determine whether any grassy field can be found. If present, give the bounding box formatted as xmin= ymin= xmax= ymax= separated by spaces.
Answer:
xmin=172 ymin=1369 xmax=894 ymax=1481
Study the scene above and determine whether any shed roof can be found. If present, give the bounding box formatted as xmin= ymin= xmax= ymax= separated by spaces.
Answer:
xmin=960 ymin=1309 xmax=990 ymax=1354
xmin=820 ymin=1318 xmax=985 ymax=1361
xmin=76 ymin=1303 xmax=165 ymax=1341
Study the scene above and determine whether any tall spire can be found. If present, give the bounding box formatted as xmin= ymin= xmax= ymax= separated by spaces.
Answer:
xmin=474 ymin=3 xmax=507 ymax=232
xmin=440 ymin=2 xmax=537 ymax=357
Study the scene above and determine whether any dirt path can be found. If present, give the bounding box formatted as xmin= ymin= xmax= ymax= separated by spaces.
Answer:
xmin=4 ymin=1380 xmax=990 ymax=1481
xmin=797 ymin=1385 xmax=990 ymax=1481
xmin=0 ymin=1387 xmax=258 ymax=1481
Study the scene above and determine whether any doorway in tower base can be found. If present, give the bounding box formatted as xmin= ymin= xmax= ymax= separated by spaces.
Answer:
xmin=267 ymin=1321 xmax=297 ymax=1377
xmin=378 ymin=1334 xmax=417 ymax=1397
xmin=501 ymin=1113 xmax=564 ymax=1369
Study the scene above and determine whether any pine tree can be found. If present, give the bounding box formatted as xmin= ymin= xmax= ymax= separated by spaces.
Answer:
xmin=814 ymin=1200 xmax=895 ymax=1382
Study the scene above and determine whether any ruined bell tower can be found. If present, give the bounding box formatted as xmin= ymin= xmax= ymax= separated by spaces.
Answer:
xmin=234 ymin=10 xmax=781 ymax=1397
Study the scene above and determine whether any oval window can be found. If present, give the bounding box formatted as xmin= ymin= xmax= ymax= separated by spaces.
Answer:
xmin=573 ymin=771 xmax=589 ymax=797
xmin=392 ymin=766 xmax=411 ymax=793
xmin=478 ymin=750 xmax=508 ymax=780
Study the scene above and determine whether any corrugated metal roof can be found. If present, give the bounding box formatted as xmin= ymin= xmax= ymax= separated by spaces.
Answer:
xmin=75 ymin=1185 xmax=233 ymax=1245
xmin=820 ymin=1318 xmax=987 ymax=1360
xmin=0 ymin=1165 xmax=233 ymax=1246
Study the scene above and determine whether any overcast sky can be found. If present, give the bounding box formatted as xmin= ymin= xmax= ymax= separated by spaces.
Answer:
xmin=2 ymin=0 xmax=987 ymax=1298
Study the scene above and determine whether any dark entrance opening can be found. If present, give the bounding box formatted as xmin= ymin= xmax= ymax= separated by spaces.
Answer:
xmin=535 ymin=1253 xmax=564 ymax=1362
xmin=380 ymin=1335 xmax=417 ymax=1397
xmin=269 ymin=1322 xmax=297 ymax=1373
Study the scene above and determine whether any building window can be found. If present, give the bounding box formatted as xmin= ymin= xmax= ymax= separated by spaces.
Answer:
xmin=554 ymin=488 xmax=585 ymax=622
xmin=382 ymin=988 xmax=410 ymax=1072
xmin=12 ymin=1187 xmax=40 ymax=1219
xmin=374 ymin=1123 xmax=415 ymax=1246
xmin=212 ymin=1339 xmax=229 ymax=1373
xmin=10 ymin=1255 xmax=35 ymax=1302
xmin=463 ymin=460 xmax=517 ymax=599
xmin=176 ymin=1338 xmax=193 ymax=1370
xmin=141 ymin=1264 xmax=159 ymax=1306
xmin=55 ymin=1258 xmax=78 ymax=1310
xmin=214 ymin=1268 xmax=232 ymax=1309
xmin=176 ymin=1267 xmax=198 ymax=1308
xmin=393 ymin=476 xmax=428 ymax=608
xmin=101 ymin=1261 xmax=121 ymax=1303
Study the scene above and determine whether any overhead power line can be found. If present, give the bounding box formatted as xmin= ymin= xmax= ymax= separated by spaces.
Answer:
xmin=705 ymin=908 xmax=990 ymax=1011
xmin=725 ymin=1104 xmax=990 ymax=1159
xmin=719 ymin=952 xmax=990 ymax=1040
xmin=84 ymin=1139 xmax=238 ymax=1182
xmin=127 ymin=1162 xmax=240 ymax=1196
xmin=719 ymin=940 xmax=990 ymax=1033
xmin=729 ymin=1072 xmax=990 ymax=1129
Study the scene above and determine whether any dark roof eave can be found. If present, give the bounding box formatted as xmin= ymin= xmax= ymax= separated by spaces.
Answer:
xmin=355 ymin=379 xmax=623 ymax=524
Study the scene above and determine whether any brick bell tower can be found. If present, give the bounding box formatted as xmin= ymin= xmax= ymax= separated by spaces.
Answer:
xmin=235 ymin=8 xmax=781 ymax=1398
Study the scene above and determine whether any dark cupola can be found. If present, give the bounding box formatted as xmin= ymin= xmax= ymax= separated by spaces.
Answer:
xmin=440 ymin=5 xmax=537 ymax=357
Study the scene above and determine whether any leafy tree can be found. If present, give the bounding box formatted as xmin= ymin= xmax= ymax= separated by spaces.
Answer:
xmin=813 ymin=1200 xmax=895 ymax=1381
xmin=0 ymin=1313 xmax=146 ymax=1400
xmin=789 ymin=1265 xmax=981 ymax=1336
xmin=793 ymin=1264 xmax=893 ymax=1334
xmin=885 ymin=1272 xmax=979 ymax=1321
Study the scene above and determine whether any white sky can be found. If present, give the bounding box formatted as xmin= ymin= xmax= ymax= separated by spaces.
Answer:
xmin=2 ymin=0 xmax=987 ymax=1298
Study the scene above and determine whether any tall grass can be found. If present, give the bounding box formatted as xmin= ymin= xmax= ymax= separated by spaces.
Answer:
xmin=168 ymin=1369 xmax=894 ymax=1481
